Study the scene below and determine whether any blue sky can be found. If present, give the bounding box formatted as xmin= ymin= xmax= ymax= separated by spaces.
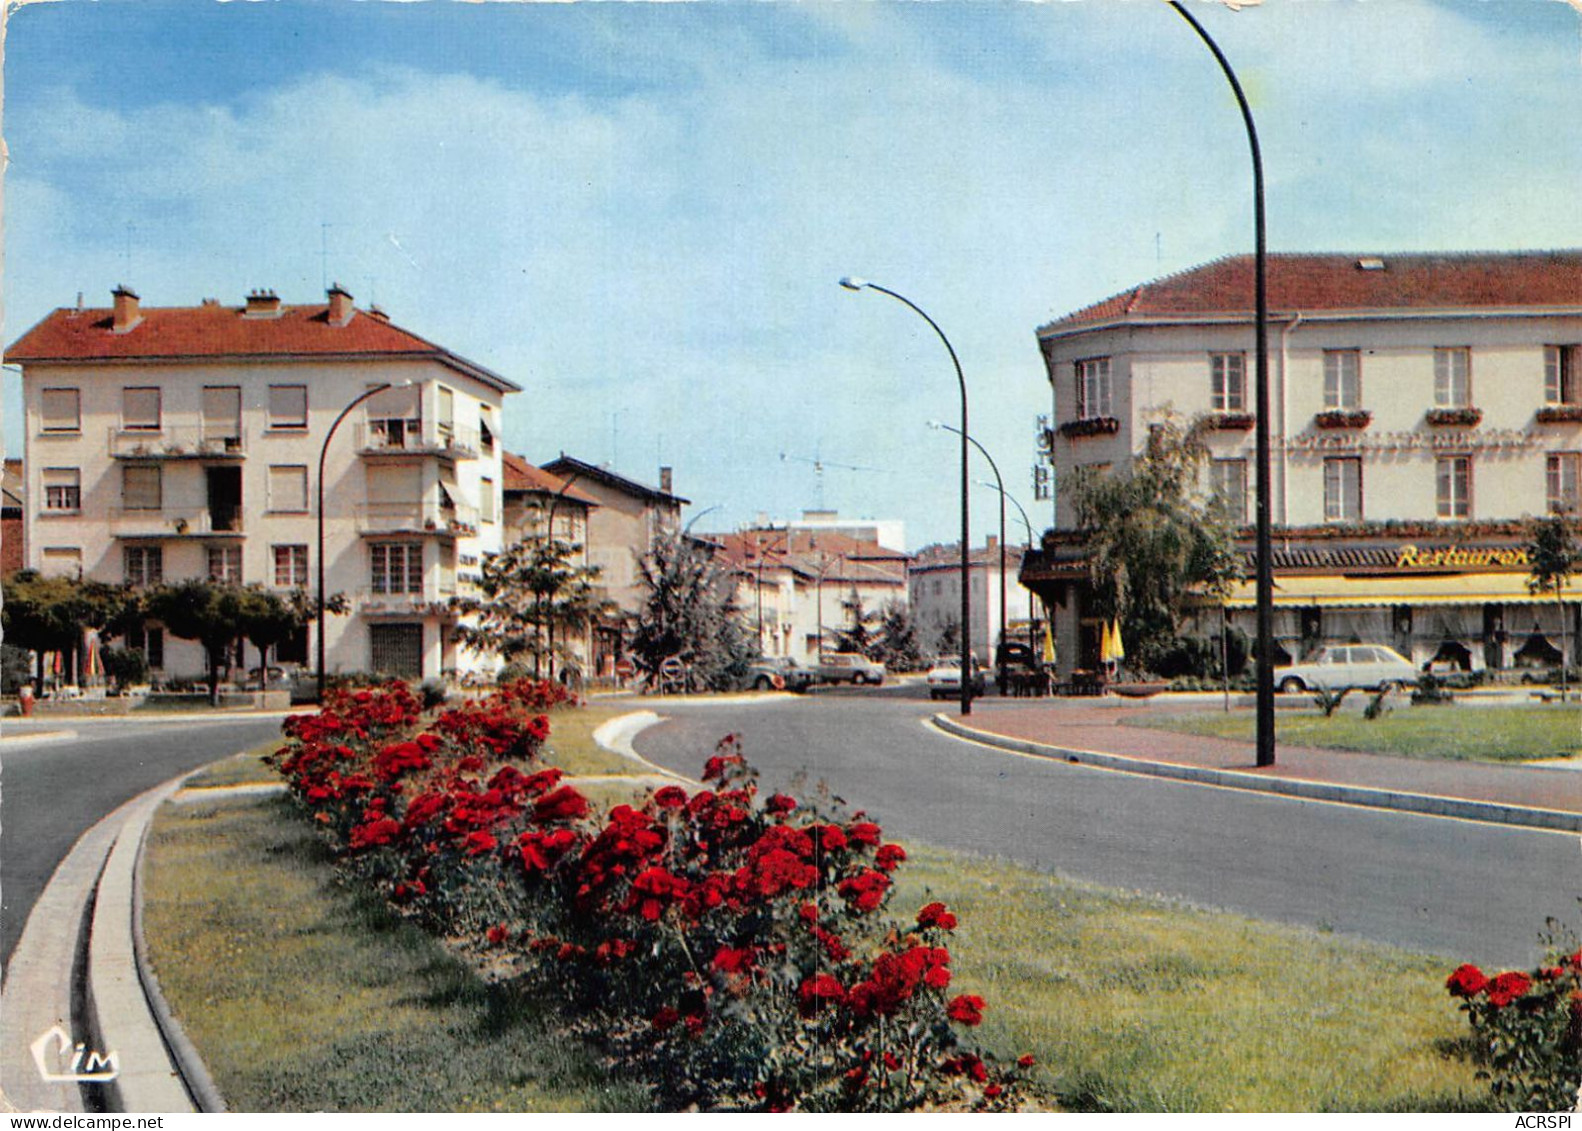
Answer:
xmin=5 ymin=0 xmax=1581 ymax=549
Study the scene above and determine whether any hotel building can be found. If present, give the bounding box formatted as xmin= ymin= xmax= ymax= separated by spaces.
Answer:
xmin=1021 ymin=252 xmax=1582 ymax=676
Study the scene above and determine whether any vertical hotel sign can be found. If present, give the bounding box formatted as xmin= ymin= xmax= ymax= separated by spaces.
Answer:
xmin=1393 ymin=545 xmax=1530 ymax=570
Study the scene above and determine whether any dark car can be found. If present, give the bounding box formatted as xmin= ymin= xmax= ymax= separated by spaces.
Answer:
xmin=744 ymin=656 xmax=819 ymax=693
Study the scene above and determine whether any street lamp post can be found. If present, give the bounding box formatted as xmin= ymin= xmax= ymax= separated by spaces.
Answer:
xmin=1169 ymin=1 xmax=1275 ymax=766
xmin=841 ymin=277 xmax=974 ymax=716
xmin=749 ymin=529 xmax=790 ymax=655
xmin=318 ymin=381 xmax=403 ymax=702
xmin=931 ymin=421 xmax=1007 ymax=693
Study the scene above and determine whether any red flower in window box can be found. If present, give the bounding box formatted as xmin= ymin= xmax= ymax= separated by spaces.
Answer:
xmin=1536 ymin=404 xmax=1582 ymax=424
xmin=1313 ymin=409 xmax=1372 ymax=429
xmin=1425 ymin=407 xmax=1482 ymax=427
xmin=1057 ymin=415 xmax=1121 ymax=439
xmin=1210 ymin=411 xmax=1256 ymax=431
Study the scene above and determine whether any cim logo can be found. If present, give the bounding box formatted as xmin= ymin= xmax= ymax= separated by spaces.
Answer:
xmin=30 ymin=1025 xmax=119 ymax=1082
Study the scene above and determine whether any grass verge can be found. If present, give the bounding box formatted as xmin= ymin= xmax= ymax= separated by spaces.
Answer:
xmin=1139 ymin=703 xmax=1582 ymax=762
xmin=143 ymin=793 xmax=647 ymax=1112
xmin=144 ymin=699 xmax=1487 ymax=1112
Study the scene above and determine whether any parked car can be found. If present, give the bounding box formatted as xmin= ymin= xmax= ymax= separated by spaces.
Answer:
xmin=926 ymin=657 xmax=987 ymax=700
xmin=816 ymin=652 xmax=887 ymax=685
xmin=1274 ymin=644 xmax=1419 ymax=693
xmin=743 ymin=656 xmax=819 ymax=693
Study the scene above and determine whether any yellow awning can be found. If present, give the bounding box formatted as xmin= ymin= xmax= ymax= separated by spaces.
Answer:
xmin=1222 ymin=572 xmax=1553 ymax=608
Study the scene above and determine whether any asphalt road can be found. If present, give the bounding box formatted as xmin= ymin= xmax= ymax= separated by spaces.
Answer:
xmin=0 ymin=714 xmax=288 ymax=967
xmin=634 ymin=689 xmax=1582 ymax=969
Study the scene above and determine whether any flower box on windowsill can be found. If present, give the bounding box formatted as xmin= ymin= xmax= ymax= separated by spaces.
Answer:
xmin=1536 ymin=404 xmax=1582 ymax=424
xmin=1209 ymin=411 xmax=1256 ymax=431
xmin=1058 ymin=416 xmax=1121 ymax=439
xmin=1425 ymin=407 xmax=1483 ymax=427
xmin=1313 ymin=409 xmax=1373 ymax=430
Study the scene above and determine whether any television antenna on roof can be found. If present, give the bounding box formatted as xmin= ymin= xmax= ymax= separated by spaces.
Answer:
xmin=778 ymin=441 xmax=885 ymax=510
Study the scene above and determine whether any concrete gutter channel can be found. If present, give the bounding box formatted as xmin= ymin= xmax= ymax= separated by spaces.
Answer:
xmin=933 ymin=713 xmax=1582 ymax=834
xmin=1 ymin=772 xmax=234 ymax=1114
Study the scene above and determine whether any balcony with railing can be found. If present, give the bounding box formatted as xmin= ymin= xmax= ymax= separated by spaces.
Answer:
xmin=353 ymin=418 xmax=479 ymax=460
xmin=355 ymin=500 xmax=479 ymax=539
xmin=357 ymin=573 xmax=459 ymax=618
xmin=108 ymin=505 xmax=245 ymax=538
xmin=108 ymin=427 xmax=246 ymax=460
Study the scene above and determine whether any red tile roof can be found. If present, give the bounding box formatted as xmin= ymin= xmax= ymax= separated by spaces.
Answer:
xmin=707 ymin=530 xmax=909 ymax=585
xmin=501 ymin=452 xmax=599 ymax=506
xmin=1041 ymin=251 xmax=1582 ymax=336
xmin=5 ymin=295 xmax=519 ymax=391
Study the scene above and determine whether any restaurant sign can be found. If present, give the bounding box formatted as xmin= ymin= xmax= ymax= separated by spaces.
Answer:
xmin=1395 ymin=544 xmax=1530 ymax=569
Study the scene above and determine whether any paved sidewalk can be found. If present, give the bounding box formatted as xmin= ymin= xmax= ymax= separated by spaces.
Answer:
xmin=945 ymin=697 xmax=1582 ymax=828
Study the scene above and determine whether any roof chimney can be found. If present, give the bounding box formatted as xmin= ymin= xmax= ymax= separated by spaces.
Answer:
xmin=111 ymin=285 xmax=141 ymax=333
xmin=327 ymin=282 xmax=354 ymax=326
xmin=367 ymin=304 xmax=390 ymax=323
xmin=659 ymin=466 xmax=674 ymax=494
xmin=243 ymin=288 xmax=282 ymax=318
xmin=986 ymin=534 xmax=998 ymax=552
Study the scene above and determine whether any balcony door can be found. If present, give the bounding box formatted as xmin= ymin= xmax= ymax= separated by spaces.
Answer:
xmin=207 ymin=466 xmax=242 ymax=532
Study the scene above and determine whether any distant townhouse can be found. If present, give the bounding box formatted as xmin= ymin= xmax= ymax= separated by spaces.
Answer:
xmin=538 ymin=456 xmax=687 ymax=675
xmin=2 ymin=459 xmax=23 ymax=575
xmin=910 ymin=537 xmax=1034 ymax=663
xmin=1022 ymin=251 xmax=1582 ymax=676
xmin=500 ymin=452 xmax=601 ymax=674
xmin=709 ymin=527 xmax=909 ymax=664
xmin=6 ymin=285 xmax=518 ymax=683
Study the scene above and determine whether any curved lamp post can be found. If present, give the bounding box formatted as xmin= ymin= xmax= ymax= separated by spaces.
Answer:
xmin=318 ymin=380 xmax=409 ymax=701
xmin=841 ymin=278 xmax=974 ymax=716
xmin=931 ymin=420 xmax=1007 ymax=690
xmin=1169 ymin=0 xmax=1275 ymax=766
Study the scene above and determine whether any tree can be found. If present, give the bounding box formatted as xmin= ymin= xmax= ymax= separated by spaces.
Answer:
xmin=1528 ymin=514 xmax=1579 ymax=698
xmin=236 ymin=585 xmax=316 ymax=675
xmin=873 ymin=599 xmax=928 ymax=672
xmin=630 ymin=530 xmax=753 ymax=691
xmin=2 ymin=570 xmax=132 ymax=693
xmin=451 ymin=537 xmax=607 ymax=677
xmin=1065 ymin=414 xmax=1243 ymax=675
xmin=145 ymin=579 xmax=250 ymax=704
xmin=830 ymin=587 xmax=881 ymax=657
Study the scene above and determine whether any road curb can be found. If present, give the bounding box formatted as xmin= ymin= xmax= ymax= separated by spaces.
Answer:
xmin=932 ymin=714 xmax=1582 ymax=834
xmin=591 ymin=711 xmax=692 ymax=782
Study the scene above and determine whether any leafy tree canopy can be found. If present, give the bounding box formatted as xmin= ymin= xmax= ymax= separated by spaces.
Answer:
xmin=631 ymin=531 xmax=753 ymax=691
xmin=451 ymin=537 xmax=608 ymax=674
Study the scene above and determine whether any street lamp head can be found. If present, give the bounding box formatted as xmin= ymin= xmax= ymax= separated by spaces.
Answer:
xmin=925 ymin=419 xmax=944 ymax=431
xmin=838 ymin=276 xmax=869 ymax=292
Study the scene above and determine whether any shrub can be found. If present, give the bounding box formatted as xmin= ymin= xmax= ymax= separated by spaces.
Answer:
xmin=270 ymin=680 xmax=1026 ymax=1111
xmin=1313 ymin=686 xmax=1349 ymax=717
xmin=1445 ymin=925 xmax=1582 ymax=1112
xmin=101 ymin=647 xmax=150 ymax=690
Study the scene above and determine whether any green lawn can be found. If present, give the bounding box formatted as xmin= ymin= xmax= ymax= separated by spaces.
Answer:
xmin=143 ymin=692 xmax=1490 ymax=1112
xmin=1140 ymin=703 xmax=1582 ymax=762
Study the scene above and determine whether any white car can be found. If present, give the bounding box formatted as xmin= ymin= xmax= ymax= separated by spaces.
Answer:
xmin=926 ymin=659 xmax=987 ymax=700
xmin=1274 ymin=644 xmax=1420 ymax=693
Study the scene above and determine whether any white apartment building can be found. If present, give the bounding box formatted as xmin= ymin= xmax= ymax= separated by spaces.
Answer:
xmin=1023 ymin=251 xmax=1582 ymax=675
xmin=7 ymin=285 xmax=518 ymax=683
xmin=910 ymin=537 xmax=1034 ymax=663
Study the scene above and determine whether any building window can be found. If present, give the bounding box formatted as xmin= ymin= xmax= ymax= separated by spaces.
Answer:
xmin=1323 ymin=457 xmax=1362 ymax=522
xmin=122 ymin=465 xmax=162 ymax=511
xmin=1075 ymin=357 xmax=1113 ymax=419
xmin=1436 ymin=455 xmax=1471 ymax=519
xmin=479 ymin=406 xmax=495 ymax=454
xmin=122 ymin=387 xmax=162 ymax=431
xmin=41 ymin=547 xmax=82 ymax=578
xmin=41 ymin=388 xmax=81 ymax=433
xmin=1210 ymin=353 xmax=1246 ymax=412
xmin=43 ymin=467 xmax=81 ymax=512
xmin=207 ymin=545 xmax=243 ymax=582
xmin=134 ymin=626 xmax=164 ymax=670
xmin=481 ymin=477 xmax=496 ymax=523
xmin=268 ymin=384 xmax=309 ymax=429
xmin=268 ymin=465 xmax=309 ymax=513
xmin=1545 ymin=345 xmax=1581 ymax=405
xmin=274 ymin=544 xmax=309 ymax=587
xmin=1547 ymin=453 xmax=1581 ymax=515
xmin=1323 ymin=350 xmax=1361 ymax=410
xmin=1434 ymin=348 xmax=1471 ymax=408
xmin=437 ymin=386 xmax=455 ymax=441
xmin=202 ymin=386 xmax=242 ymax=443
xmin=1211 ymin=458 xmax=1248 ymax=523
xmin=370 ymin=542 xmax=424 ymax=594
xmin=124 ymin=545 xmax=163 ymax=588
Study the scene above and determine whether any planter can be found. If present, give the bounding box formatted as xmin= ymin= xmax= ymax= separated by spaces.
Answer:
xmin=1313 ymin=409 xmax=1373 ymax=429
xmin=1536 ymin=404 xmax=1582 ymax=424
xmin=1209 ymin=412 xmax=1256 ymax=431
xmin=1058 ymin=416 xmax=1121 ymax=439
xmin=1425 ymin=407 xmax=1483 ymax=427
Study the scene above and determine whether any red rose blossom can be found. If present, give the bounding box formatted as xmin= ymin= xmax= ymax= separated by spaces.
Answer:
xmin=917 ymin=902 xmax=959 ymax=931
xmin=947 ymin=994 xmax=986 ymax=1027
xmin=1445 ymin=963 xmax=1489 ymax=999
xmin=1486 ymin=970 xmax=1533 ymax=1008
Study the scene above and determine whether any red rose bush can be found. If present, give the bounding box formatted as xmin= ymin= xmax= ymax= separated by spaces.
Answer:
xmin=273 ymin=683 xmax=1028 ymax=1111
xmin=1445 ymin=928 xmax=1582 ymax=1112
